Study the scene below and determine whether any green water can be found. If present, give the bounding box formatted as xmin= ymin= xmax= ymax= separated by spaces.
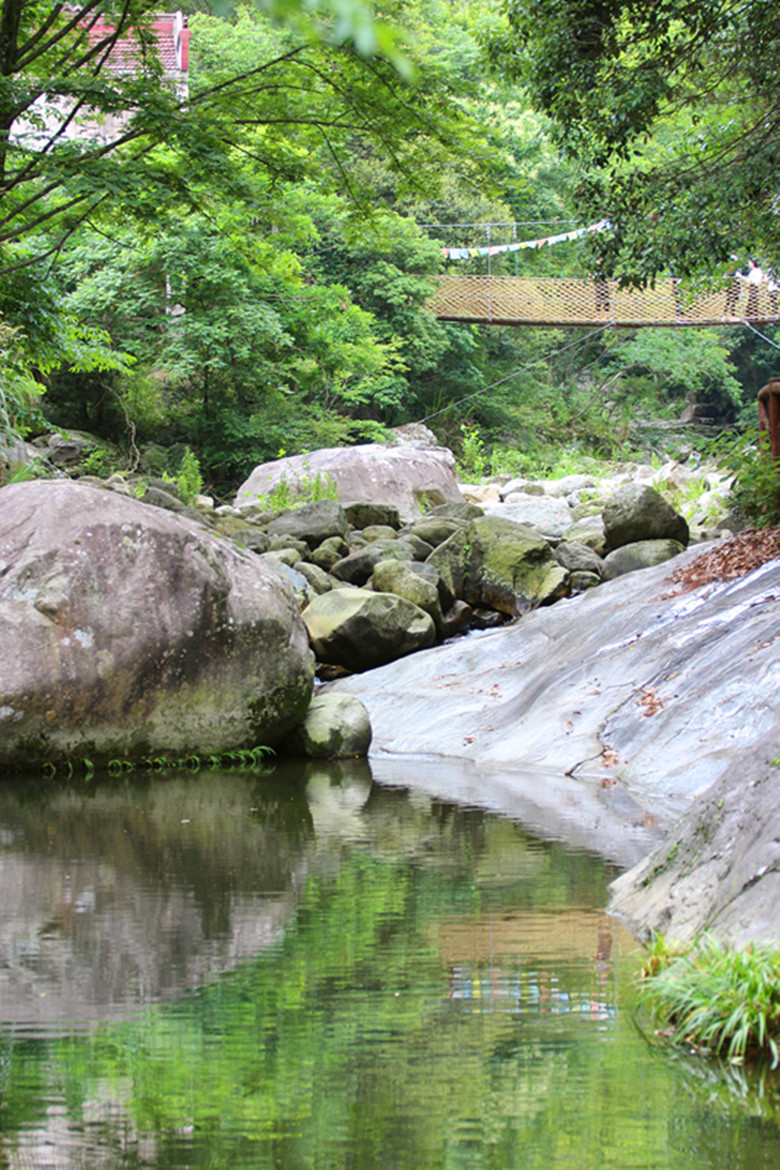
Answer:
xmin=0 ymin=761 xmax=779 ymax=1169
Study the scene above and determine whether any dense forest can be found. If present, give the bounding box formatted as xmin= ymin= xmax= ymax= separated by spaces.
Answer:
xmin=1 ymin=0 xmax=779 ymax=498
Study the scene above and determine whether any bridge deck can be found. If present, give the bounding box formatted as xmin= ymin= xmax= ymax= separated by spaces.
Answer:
xmin=428 ymin=275 xmax=780 ymax=327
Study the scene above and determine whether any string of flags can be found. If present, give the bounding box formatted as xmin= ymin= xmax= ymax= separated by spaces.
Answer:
xmin=441 ymin=220 xmax=610 ymax=261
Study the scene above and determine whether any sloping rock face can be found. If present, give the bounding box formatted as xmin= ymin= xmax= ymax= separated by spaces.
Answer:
xmin=0 ymin=481 xmax=314 ymax=765
xmin=327 ymin=546 xmax=780 ymax=830
xmin=234 ymin=442 xmax=463 ymax=522
xmin=608 ymin=730 xmax=780 ymax=946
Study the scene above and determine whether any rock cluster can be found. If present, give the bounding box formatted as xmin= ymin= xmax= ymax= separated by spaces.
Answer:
xmin=0 ymin=438 xmax=720 ymax=770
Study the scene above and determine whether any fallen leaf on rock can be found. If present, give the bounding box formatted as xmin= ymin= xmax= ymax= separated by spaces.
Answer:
xmin=601 ymin=746 xmax=620 ymax=767
xmin=637 ymin=688 xmax=664 ymax=717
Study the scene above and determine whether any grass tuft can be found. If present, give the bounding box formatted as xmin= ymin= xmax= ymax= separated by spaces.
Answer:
xmin=638 ymin=935 xmax=780 ymax=1067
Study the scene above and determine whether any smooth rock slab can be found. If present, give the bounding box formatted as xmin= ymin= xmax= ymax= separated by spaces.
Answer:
xmin=0 ymin=481 xmax=315 ymax=765
xmin=609 ymin=729 xmax=780 ymax=945
xmin=327 ymin=545 xmax=780 ymax=827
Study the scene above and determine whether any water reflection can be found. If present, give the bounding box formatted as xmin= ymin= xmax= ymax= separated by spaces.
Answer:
xmin=0 ymin=760 xmax=778 ymax=1169
xmin=0 ymin=768 xmax=313 ymax=1027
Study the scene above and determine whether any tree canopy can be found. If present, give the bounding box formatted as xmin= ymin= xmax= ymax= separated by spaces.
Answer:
xmin=489 ymin=0 xmax=780 ymax=283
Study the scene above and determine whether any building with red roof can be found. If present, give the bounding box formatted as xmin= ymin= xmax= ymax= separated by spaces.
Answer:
xmin=11 ymin=10 xmax=191 ymax=149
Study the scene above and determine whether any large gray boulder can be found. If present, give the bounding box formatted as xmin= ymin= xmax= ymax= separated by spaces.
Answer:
xmin=603 ymin=483 xmax=689 ymax=549
xmin=302 ymin=589 xmax=436 ymax=672
xmin=234 ymin=442 xmax=463 ymax=523
xmin=0 ymin=481 xmax=315 ymax=766
xmin=428 ymin=514 xmax=569 ymax=615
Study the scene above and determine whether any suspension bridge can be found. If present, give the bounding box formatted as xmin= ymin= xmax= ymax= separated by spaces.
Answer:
xmin=427 ymin=274 xmax=780 ymax=328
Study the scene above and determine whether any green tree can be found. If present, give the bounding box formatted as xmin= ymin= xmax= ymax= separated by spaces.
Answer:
xmin=0 ymin=1 xmax=466 ymax=277
xmin=488 ymin=0 xmax=780 ymax=283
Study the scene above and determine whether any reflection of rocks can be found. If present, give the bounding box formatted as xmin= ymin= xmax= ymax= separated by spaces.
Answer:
xmin=0 ymin=774 xmax=312 ymax=1025
xmin=305 ymin=761 xmax=373 ymax=843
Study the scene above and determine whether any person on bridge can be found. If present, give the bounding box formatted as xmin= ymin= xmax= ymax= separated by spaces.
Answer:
xmin=593 ymin=260 xmax=609 ymax=313
xmin=744 ymin=258 xmax=764 ymax=319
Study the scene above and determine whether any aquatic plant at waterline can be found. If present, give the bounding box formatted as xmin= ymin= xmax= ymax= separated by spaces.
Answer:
xmin=638 ymin=935 xmax=780 ymax=1067
xmin=41 ymin=745 xmax=275 ymax=780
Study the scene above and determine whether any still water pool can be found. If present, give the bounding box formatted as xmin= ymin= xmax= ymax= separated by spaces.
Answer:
xmin=0 ymin=759 xmax=779 ymax=1169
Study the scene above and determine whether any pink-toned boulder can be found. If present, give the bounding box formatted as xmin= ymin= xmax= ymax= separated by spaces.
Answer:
xmin=234 ymin=441 xmax=463 ymax=523
xmin=0 ymin=481 xmax=314 ymax=766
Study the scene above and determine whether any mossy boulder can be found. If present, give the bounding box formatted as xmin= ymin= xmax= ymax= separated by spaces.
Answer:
xmin=0 ymin=481 xmax=315 ymax=767
xmin=428 ymin=515 xmax=569 ymax=615
xmin=302 ymin=589 xmax=436 ymax=672
xmin=282 ymin=692 xmax=372 ymax=759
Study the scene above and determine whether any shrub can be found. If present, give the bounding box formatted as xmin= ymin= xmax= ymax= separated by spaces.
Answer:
xmin=706 ymin=425 xmax=780 ymax=527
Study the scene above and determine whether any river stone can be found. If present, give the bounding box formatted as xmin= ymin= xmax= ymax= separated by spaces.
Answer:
xmin=281 ymin=692 xmax=372 ymax=759
xmin=362 ymin=525 xmax=398 ymax=543
xmin=564 ymin=516 xmax=607 ymax=554
xmin=294 ymin=561 xmax=333 ymax=594
xmin=0 ymin=480 xmax=315 ymax=766
xmin=428 ymin=501 xmax=485 ymax=521
xmin=603 ymin=483 xmax=689 ymax=550
xmin=401 ymin=516 xmax=467 ymax=548
xmin=569 ymin=571 xmax=601 ymax=592
xmin=602 ymin=539 xmax=686 ymax=580
xmin=554 ymin=541 xmax=603 ymax=576
xmin=265 ymin=499 xmax=350 ymax=546
xmin=232 ymin=528 xmax=271 ymax=554
xmin=343 ymin=502 xmax=401 ymax=530
xmin=302 ymin=589 xmax=436 ymax=672
xmin=310 ymin=535 xmax=350 ymax=571
xmin=371 ymin=559 xmax=444 ymax=636
xmin=331 ymin=540 xmax=415 ymax=586
xmin=267 ymin=561 xmax=313 ymax=610
xmin=485 ymin=494 xmax=575 ymax=538
xmin=141 ymin=483 xmax=186 ymax=513
xmin=428 ymin=515 xmax=569 ymax=615
xmin=235 ymin=443 xmax=463 ymax=522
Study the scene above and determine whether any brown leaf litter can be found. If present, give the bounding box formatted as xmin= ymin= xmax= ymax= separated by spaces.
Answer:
xmin=661 ymin=528 xmax=780 ymax=596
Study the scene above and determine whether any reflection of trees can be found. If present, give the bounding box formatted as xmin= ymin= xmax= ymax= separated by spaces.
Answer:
xmin=3 ymin=772 xmax=770 ymax=1168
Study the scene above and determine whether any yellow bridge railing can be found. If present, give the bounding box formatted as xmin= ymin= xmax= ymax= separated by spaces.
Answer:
xmin=427 ymin=275 xmax=780 ymax=328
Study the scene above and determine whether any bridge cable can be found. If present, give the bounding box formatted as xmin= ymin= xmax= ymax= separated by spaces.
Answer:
xmin=742 ymin=320 xmax=780 ymax=351
xmin=416 ymin=324 xmax=613 ymax=426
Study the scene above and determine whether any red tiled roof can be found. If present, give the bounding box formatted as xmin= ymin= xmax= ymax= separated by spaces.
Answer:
xmin=83 ymin=10 xmax=189 ymax=75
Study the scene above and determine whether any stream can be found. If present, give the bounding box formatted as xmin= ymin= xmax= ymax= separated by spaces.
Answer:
xmin=0 ymin=758 xmax=779 ymax=1168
